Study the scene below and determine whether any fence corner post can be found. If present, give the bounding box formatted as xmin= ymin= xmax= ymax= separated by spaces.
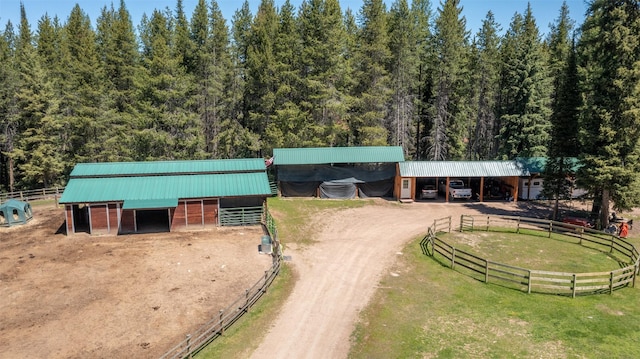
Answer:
xmin=186 ymin=334 xmax=192 ymax=359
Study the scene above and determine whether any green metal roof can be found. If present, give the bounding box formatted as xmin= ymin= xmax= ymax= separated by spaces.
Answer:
xmin=59 ymin=172 xmax=271 ymax=204
xmin=70 ymin=158 xmax=266 ymax=178
xmin=399 ymin=161 xmax=527 ymax=177
xmin=515 ymin=157 xmax=581 ymax=174
xmin=273 ymin=146 xmax=405 ymax=165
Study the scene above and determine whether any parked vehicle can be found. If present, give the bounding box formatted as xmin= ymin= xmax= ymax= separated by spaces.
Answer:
xmin=439 ymin=179 xmax=472 ymax=199
xmin=420 ymin=185 xmax=437 ymax=199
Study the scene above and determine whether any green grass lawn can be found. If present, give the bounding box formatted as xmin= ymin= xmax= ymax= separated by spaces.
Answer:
xmin=349 ymin=233 xmax=640 ymax=359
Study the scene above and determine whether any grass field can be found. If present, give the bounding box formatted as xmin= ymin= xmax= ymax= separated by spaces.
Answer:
xmin=349 ymin=231 xmax=640 ymax=358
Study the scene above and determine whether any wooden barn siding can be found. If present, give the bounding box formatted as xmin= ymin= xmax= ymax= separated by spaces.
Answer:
xmin=89 ymin=204 xmax=108 ymax=234
xmin=65 ymin=205 xmax=74 ymax=234
xmin=108 ymin=203 xmax=119 ymax=233
xmin=203 ymin=199 xmax=218 ymax=225
xmin=170 ymin=198 xmax=219 ymax=230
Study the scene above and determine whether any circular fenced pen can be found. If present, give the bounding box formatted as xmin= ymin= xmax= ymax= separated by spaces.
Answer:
xmin=421 ymin=215 xmax=640 ymax=298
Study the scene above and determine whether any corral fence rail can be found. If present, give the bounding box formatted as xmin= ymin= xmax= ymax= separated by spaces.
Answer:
xmin=0 ymin=187 xmax=64 ymax=203
xmin=159 ymin=208 xmax=283 ymax=359
xmin=421 ymin=215 xmax=639 ymax=298
xmin=219 ymin=206 xmax=263 ymax=226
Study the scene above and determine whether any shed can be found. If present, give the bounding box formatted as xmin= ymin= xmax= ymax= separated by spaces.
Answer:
xmin=59 ymin=159 xmax=272 ymax=235
xmin=516 ymin=157 xmax=586 ymax=200
xmin=0 ymin=199 xmax=33 ymax=227
xmin=273 ymin=146 xmax=405 ymax=198
xmin=396 ymin=161 xmax=527 ymax=202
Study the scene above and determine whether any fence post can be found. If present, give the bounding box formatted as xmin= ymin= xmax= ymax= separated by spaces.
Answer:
xmin=186 ymin=334 xmax=192 ymax=359
xmin=517 ymin=217 xmax=520 ymax=233
xmin=633 ymin=264 xmax=637 ymax=288
xmin=263 ymin=270 xmax=269 ymax=293
xmin=527 ymin=270 xmax=532 ymax=294
xmin=486 ymin=216 xmax=490 ymax=231
xmin=610 ymin=271 xmax=614 ymax=294
xmin=610 ymin=236 xmax=615 ymax=253
xmin=459 ymin=215 xmax=463 ymax=232
xmin=572 ymin=273 xmax=577 ymax=298
xmin=484 ymin=259 xmax=489 ymax=283
xmin=448 ymin=216 xmax=451 ymax=233
xmin=219 ymin=310 xmax=224 ymax=335
xmin=548 ymin=221 xmax=552 ymax=238
xmin=451 ymin=248 xmax=456 ymax=269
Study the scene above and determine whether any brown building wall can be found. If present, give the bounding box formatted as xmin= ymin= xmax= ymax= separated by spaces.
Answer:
xmin=90 ymin=204 xmax=109 ymax=234
xmin=186 ymin=200 xmax=203 ymax=226
xmin=171 ymin=202 xmax=187 ymax=229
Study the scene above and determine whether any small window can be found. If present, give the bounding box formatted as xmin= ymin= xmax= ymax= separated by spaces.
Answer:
xmin=533 ymin=181 xmax=541 ymax=186
xmin=524 ymin=181 xmax=529 ymax=186
xmin=402 ymin=180 xmax=409 ymax=189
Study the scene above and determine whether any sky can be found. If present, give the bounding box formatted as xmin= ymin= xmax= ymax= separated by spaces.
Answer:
xmin=1 ymin=1 xmax=588 ymax=37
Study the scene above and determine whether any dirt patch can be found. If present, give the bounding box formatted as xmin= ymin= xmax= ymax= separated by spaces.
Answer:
xmin=0 ymin=205 xmax=272 ymax=358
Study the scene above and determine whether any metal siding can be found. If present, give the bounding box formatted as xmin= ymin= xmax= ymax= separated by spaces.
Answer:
xmin=60 ymin=172 xmax=271 ymax=204
xmin=399 ymin=161 xmax=526 ymax=177
xmin=70 ymin=158 xmax=266 ymax=177
xmin=273 ymin=146 xmax=404 ymax=165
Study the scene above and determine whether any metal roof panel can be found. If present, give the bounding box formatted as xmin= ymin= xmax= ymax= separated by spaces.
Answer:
xmin=273 ymin=146 xmax=405 ymax=165
xmin=399 ymin=161 xmax=527 ymax=177
xmin=70 ymin=158 xmax=266 ymax=177
xmin=59 ymin=172 xmax=271 ymax=203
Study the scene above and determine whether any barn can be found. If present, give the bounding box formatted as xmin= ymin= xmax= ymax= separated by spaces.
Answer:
xmin=272 ymin=146 xmax=405 ymax=198
xmin=59 ymin=159 xmax=272 ymax=235
xmin=396 ymin=161 xmax=526 ymax=202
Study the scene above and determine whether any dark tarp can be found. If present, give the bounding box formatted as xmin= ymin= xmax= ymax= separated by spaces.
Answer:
xmin=280 ymin=181 xmax=321 ymax=197
xmin=358 ymin=179 xmax=394 ymax=198
xmin=320 ymin=181 xmax=357 ymax=199
xmin=277 ymin=163 xmax=396 ymax=182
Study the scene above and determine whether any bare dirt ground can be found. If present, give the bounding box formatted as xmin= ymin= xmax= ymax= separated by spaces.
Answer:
xmin=0 ymin=205 xmax=272 ymax=358
xmin=250 ymin=198 xmax=639 ymax=359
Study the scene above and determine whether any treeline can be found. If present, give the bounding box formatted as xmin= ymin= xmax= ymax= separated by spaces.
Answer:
xmin=0 ymin=0 xmax=639 ymax=218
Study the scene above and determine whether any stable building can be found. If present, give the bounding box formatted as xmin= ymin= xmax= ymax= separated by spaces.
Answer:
xmin=273 ymin=146 xmax=405 ymax=198
xmin=59 ymin=159 xmax=272 ymax=235
xmin=396 ymin=161 xmax=525 ymax=202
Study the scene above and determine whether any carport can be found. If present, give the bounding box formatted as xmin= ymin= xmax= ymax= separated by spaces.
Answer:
xmin=395 ymin=161 xmax=526 ymax=202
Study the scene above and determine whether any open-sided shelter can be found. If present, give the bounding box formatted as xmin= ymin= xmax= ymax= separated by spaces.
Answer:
xmin=59 ymin=159 xmax=272 ymax=235
xmin=273 ymin=146 xmax=405 ymax=198
xmin=0 ymin=199 xmax=33 ymax=227
xmin=396 ymin=161 xmax=526 ymax=202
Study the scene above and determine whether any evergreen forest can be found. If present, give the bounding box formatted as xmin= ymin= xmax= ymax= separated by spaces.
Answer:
xmin=1 ymin=0 xmax=639 ymax=222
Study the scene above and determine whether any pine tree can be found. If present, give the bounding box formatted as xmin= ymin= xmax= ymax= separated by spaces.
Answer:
xmin=468 ymin=11 xmax=500 ymax=160
xmin=10 ymin=6 xmax=64 ymax=188
xmin=427 ymin=0 xmax=470 ymax=160
xmin=542 ymin=2 xmax=580 ymax=219
xmin=245 ymin=0 xmax=279 ymax=145
xmin=137 ymin=9 xmax=205 ymax=160
xmin=351 ymin=0 xmax=391 ymax=146
xmin=497 ymin=5 xmax=551 ymax=159
xmin=577 ymin=0 xmax=640 ymax=227
xmin=95 ymin=0 xmax=141 ymax=161
xmin=0 ymin=22 xmax=20 ymax=191
xmin=410 ymin=0 xmax=433 ymax=160
xmin=388 ymin=0 xmax=419 ymax=157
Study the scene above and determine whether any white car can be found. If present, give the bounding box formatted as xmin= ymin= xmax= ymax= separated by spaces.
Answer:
xmin=421 ymin=185 xmax=438 ymax=199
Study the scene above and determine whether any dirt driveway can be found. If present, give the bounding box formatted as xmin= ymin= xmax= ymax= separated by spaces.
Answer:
xmin=250 ymin=199 xmax=586 ymax=359
xmin=0 ymin=205 xmax=272 ymax=358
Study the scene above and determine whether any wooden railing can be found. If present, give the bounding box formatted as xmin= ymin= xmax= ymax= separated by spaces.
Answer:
xmin=159 ymin=208 xmax=282 ymax=359
xmin=0 ymin=187 xmax=64 ymax=203
xmin=421 ymin=215 xmax=639 ymax=298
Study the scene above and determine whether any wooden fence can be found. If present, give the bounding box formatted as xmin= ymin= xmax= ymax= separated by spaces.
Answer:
xmin=421 ymin=215 xmax=639 ymax=298
xmin=0 ymin=187 xmax=63 ymax=203
xmin=159 ymin=209 xmax=282 ymax=359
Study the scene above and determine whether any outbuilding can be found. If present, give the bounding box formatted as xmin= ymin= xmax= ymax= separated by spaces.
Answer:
xmin=396 ymin=161 xmax=525 ymax=202
xmin=0 ymin=199 xmax=33 ymax=227
xmin=59 ymin=159 xmax=272 ymax=235
xmin=273 ymin=146 xmax=405 ymax=199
